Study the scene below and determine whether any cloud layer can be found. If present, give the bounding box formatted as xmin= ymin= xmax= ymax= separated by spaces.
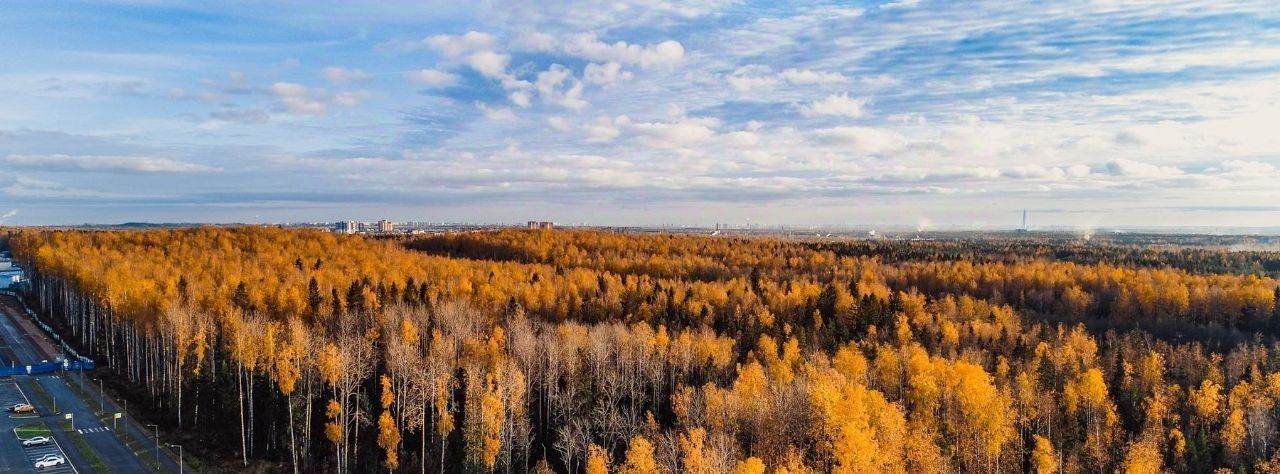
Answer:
xmin=1 ymin=1 xmax=1278 ymax=226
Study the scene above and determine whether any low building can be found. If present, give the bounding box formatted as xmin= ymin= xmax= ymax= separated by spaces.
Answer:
xmin=0 ymin=269 xmax=23 ymax=289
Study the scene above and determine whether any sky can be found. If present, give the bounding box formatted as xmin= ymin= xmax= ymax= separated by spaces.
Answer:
xmin=2 ymin=0 xmax=1279 ymax=228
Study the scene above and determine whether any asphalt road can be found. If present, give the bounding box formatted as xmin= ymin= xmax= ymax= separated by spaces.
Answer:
xmin=0 ymin=296 xmax=183 ymax=473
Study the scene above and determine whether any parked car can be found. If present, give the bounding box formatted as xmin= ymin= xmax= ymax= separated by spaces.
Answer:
xmin=10 ymin=403 xmax=34 ymax=413
xmin=34 ymin=454 xmax=65 ymax=468
xmin=22 ymin=436 xmax=51 ymax=447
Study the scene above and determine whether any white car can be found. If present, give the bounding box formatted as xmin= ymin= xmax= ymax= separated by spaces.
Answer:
xmin=22 ymin=436 xmax=51 ymax=447
xmin=34 ymin=454 xmax=65 ymax=468
xmin=9 ymin=403 xmax=34 ymax=413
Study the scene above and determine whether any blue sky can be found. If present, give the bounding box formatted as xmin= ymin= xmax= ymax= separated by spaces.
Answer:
xmin=2 ymin=0 xmax=1279 ymax=227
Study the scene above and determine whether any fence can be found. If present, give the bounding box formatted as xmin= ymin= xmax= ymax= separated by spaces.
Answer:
xmin=0 ymin=288 xmax=95 ymax=373
xmin=0 ymin=359 xmax=95 ymax=376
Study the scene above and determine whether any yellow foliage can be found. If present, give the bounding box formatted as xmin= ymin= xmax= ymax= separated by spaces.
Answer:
xmin=380 ymin=375 xmax=394 ymax=410
xmin=1031 ymin=435 xmax=1056 ymax=474
xmin=1189 ymin=379 xmax=1223 ymax=424
xmin=586 ymin=444 xmax=610 ymax=474
xmin=808 ymin=367 xmax=906 ymax=473
xmin=325 ymin=421 xmax=342 ymax=444
xmin=619 ymin=436 xmax=660 ymax=474
xmin=1120 ymin=436 xmax=1162 ymax=474
xmin=680 ymin=428 xmax=712 ymax=474
xmin=732 ymin=458 xmax=766 ymax=474
xmin=377 ymin=411 xmax=401 ymax=469
xmin=1223 ymin=408 xmax=1247 ymax=463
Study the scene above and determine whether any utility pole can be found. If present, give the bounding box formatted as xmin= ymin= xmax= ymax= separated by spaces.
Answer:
xmin=147 ymin=423 xmax=159 ymax=468
xmin=168 ymin=444 xmax=183 ymax=474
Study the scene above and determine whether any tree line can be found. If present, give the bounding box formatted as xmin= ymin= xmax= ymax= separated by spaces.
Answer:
xmin=7 ymin=227 xmax=1280 ymax=473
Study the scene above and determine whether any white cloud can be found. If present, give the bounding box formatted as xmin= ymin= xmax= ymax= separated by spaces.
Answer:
xmin=778 ymin=68 xmax=849 ymax=85
xmin=723 ymin=131 xmax=760 ymax=147
xmin=813 ymin=126 xmax=905 ymax=154
xmin=1106 ymin=158 xmax=1183 ymax=179
xmin=879 ymin=0 xmax=921 ymax=10
xmin=584 ymin=62 xmax=632 ymax=86
xmin=333 ymin=90 xmax=371 ymax=107
xmin=1001 ymin=164 xmax=1068 ymax=180
xmin=267 ymin=81 xmax=368 ymax=114
xmin=1065 ymin=164 xmax=1092 ymax=177
xmin=799 ymin=94 xmax=868 ymax=118
xmin=4 ymin=154 xmax=218 ymax=173
xmin=477 ymin=102 xmax=517 ymax=121
xmin=584 ymin=116 xmax=629 ymax=142
xmin=280 ymin=97 xmax=326 ymax=114
xmin=726 ymin=65 xmax=780 ymax=92
xmin=1 ymin=175 xmax=114 ymax=199
xmin=514 ymin=32 xmax=558 ymax=51
xmin=534 ymin=64 xmax=589 ymax=110
xmin=466 ymin=51 xmax=511 ymax=79
xmin=1218 ymin=160 xmax=1275 ymax=175
xmin=425 ymin=31 xmax=497 ymax=57
xmin=321 ymin=67 xmax=372 ymax=84
xmin=530 ymin=33 xmax=684 ymax=68
xmin=727 ymin=66 xmax=849 ymax=92
xmin=405 ymin=69 xmax=459 ymax=86
xmin=547 ymin=116 xmax=571 ymax=131
xmin=508 ymin=90 xmax=533 ymax=107
xmin=631 ymin=117 xmax=719 ymax=147
xmin=555 ymin=82 xmax=588 ymax=110
xmin=270 ymin=82 xmax=308 ymax=98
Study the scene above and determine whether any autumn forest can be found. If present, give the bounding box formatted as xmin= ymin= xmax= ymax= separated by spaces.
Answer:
xmin=7 ymin=227 xmax=1280 ymax=473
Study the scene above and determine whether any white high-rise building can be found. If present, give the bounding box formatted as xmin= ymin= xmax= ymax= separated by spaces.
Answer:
xmin=334 ymin=221 xmax=359 ymax=234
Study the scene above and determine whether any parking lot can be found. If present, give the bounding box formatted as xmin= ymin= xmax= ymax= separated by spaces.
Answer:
xmin=21 ymin=432 xmax=75 ymax=474
xmin=2 ymin=382 xmax=76 ymax=473
xmin=0 ymin=381 xmax=35 ymax=416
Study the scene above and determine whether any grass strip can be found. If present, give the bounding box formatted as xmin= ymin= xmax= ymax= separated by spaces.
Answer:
xmin=14 ymin=421 xmax=51 ymax=440
xmin=23 ymin=378 xmax=57 ymax=415
xmin=62 ymin=420 xmax=110 ymax=473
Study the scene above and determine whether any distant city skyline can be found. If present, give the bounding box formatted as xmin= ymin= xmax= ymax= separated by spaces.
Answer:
xmin=2 ymin=1 xmax=1279 ymax=227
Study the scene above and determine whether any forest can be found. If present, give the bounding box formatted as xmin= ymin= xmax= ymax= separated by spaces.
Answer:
xmin=7 ymin=226 xmax=1280 ymax=473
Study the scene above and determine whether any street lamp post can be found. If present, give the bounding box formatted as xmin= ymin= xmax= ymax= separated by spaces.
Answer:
xmin=167 ymin=444 xmax=183 ymax=474
xmin=147 ymin=423 xmax=159 ymax=468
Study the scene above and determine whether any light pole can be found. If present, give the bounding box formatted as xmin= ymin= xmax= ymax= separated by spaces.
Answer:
xmin=147 ymin=423 xmax=159 ymax=468
xmin=167 ymin=444 xmax=183 ymax=474
xmin=94 ymin=378 xmax=103 ymax=413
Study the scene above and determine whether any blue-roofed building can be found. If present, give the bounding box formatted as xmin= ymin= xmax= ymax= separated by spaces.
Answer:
xmin=0 ymin=257 xmax=23 ymax=289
